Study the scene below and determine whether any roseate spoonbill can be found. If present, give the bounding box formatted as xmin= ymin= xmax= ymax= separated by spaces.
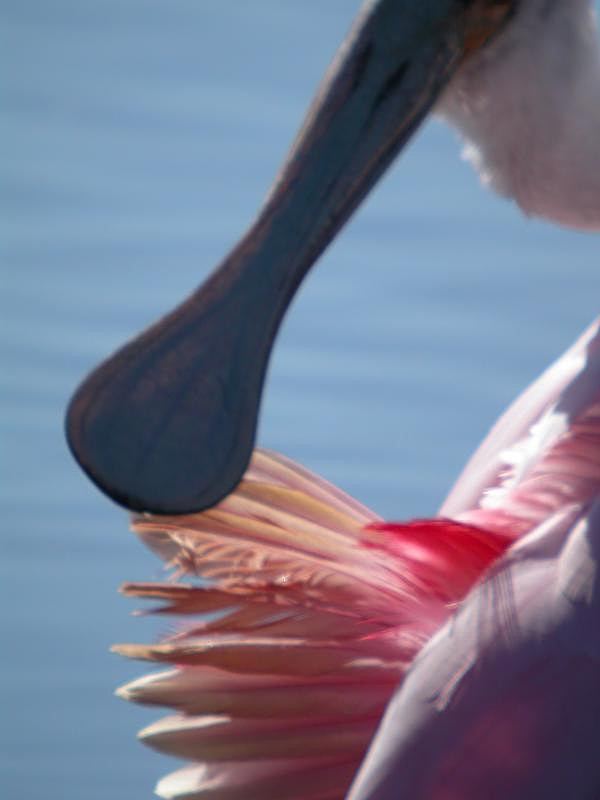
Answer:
xmin=64 ymin=0 xmax=600 ymax=798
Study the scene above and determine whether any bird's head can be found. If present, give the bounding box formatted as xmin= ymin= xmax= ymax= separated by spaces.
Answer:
xmin=65 ymin=0 xmax=598 ymax=516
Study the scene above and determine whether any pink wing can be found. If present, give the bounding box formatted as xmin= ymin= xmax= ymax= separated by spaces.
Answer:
xmin=115 ymin=452 xmax=507 ymax=799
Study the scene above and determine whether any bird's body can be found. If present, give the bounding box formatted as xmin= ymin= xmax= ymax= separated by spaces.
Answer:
xmin=348 ymin=319 xmax=600 ymax=800
xmin=65 ymin=0 xmax=600 ymax=798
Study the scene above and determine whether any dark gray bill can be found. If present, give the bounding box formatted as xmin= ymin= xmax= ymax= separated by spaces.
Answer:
xmin=65 ymin=0 xmax=516 ymax=514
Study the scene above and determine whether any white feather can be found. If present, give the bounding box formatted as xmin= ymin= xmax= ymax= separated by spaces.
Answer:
xmin=437 ymin=0 xmax=600 ymax=230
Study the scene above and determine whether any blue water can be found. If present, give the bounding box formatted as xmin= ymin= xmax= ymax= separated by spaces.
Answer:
xmin=2 ymin=2 xmax=599 ymax=798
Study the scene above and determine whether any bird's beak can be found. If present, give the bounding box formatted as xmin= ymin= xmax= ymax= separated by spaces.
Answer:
xmin=66 ymin=0 xmax=516 ymax=514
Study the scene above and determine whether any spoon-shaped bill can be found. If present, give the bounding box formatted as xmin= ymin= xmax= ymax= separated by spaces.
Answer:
xmin=65 ymin=0 xmax=516 ymax=514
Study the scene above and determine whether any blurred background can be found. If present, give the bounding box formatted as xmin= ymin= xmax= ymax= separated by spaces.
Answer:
xmin=2 ymin=1 xmax=599 ymax=797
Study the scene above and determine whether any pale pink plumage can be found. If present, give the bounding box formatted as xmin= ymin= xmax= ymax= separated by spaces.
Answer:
xmin=116 ymin=318 xmax=600 ymax=799
xmin=115 ymin=454 xmax=506 ymax=799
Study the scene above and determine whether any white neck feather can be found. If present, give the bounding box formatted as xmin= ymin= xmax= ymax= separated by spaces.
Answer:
xmin=437 ymin=0 xmax=600 ymax=231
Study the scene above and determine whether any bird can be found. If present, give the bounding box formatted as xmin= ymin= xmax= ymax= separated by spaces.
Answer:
xmin=64 ymin=0 xmax=600 ymax=798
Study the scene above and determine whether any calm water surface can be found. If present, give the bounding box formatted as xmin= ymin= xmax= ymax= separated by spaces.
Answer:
xmin=3 ymin=2 xmax=599 ymax=797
